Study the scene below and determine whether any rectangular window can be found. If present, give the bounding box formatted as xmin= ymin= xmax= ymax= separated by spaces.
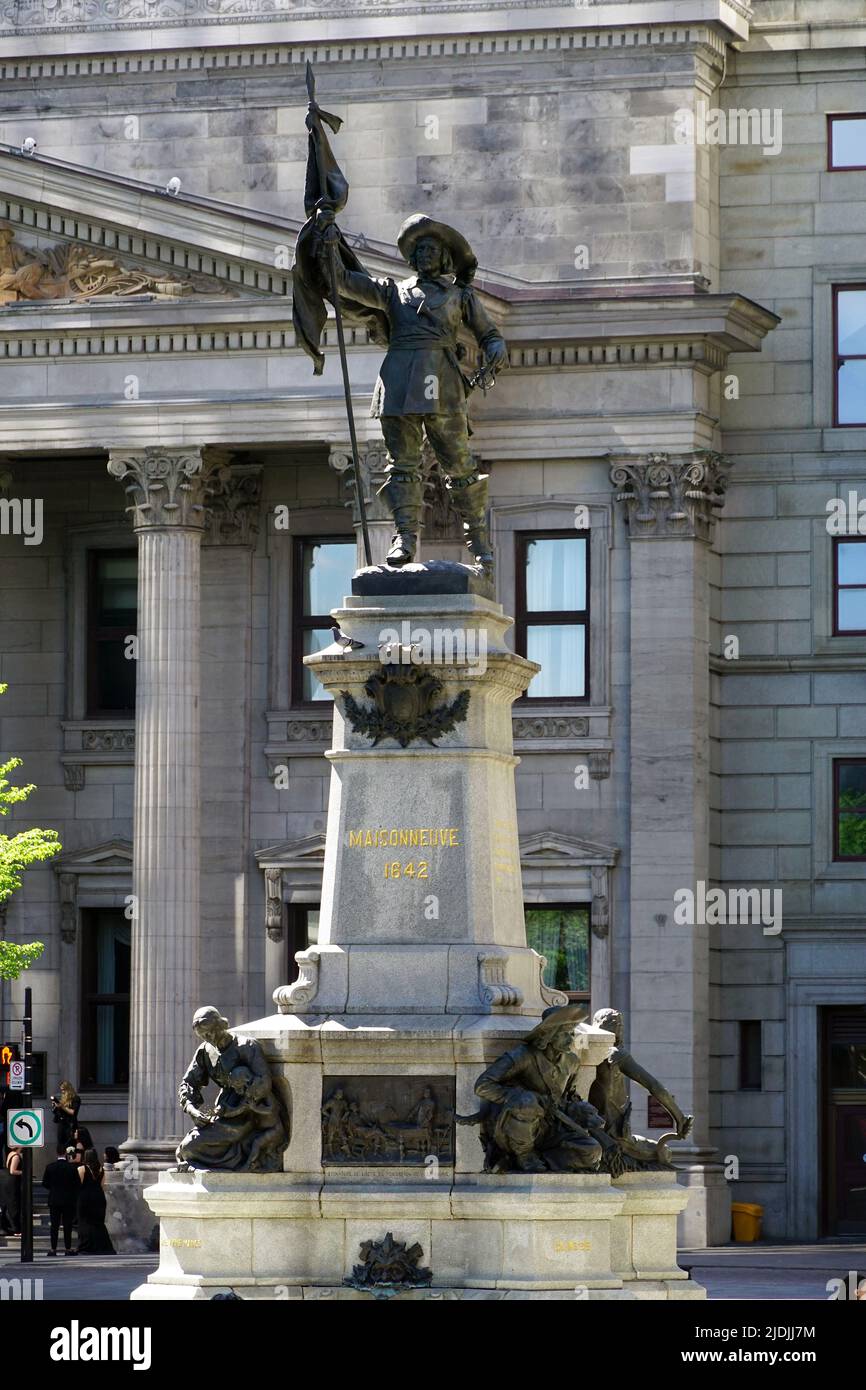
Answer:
xmin=286 ymin=905 xmax=320 ymax=983
xmin=833 ymin=286 xmax=866 ymax=426
xmin=834 ymin=538 xmax=866 ymax=635
xmin=739 ymin=1020 xmax=762 ymax=1091
xmin=292 ymin=538 xmax=356 ymax=703
xmin=80 ymin=908 xmax=131 ymax=1089
xmin=515 ymin=532 xmax=589 ymax=701
xmin=524 ymin=905 xmax=590 ymax=1004
xmin=828 ymin=115 xmax=866 ymax=172
xmin=834 ymin=759 xmax=866 ymax=862
xmin=87 ymin=550 xmax=137 ymax=716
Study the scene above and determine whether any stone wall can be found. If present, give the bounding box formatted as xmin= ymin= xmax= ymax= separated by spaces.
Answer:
xmin=715 ymin=28 xmax=866 ymax=1236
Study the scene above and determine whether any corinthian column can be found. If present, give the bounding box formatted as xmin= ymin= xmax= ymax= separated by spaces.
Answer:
xmin=610 ymin=449 xmax=729 ymax=1247
xmin=108 ymin=447 xmax=221 ymax=1164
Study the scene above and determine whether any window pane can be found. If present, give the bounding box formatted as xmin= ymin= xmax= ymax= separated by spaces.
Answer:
xmin=739 ymin=1021 xmax=762 ymax=1091
xmin=301 ymin=541 xmax=355 ymax=616
xmin=837 ymin=291 xmax=866 ymax=356
xmin=94 ymin=639 xmax=136 ymax=712
xmin=96 ymin=553 xmax=137 ymax=621
xmin=302 ymin=628 xmax=333 ymax=701
xmin=525 ymin=537 xmax=586 ymax=612
xmin=837 ymin=762 xmax=866 ymax=859
xmin=526 ymin=625 xmax=586 ymax=697
xmin=838 ymin=359 xmax=866 ymax=423
xmin=830 ymin=1041 xmax=866 ymax=1089
xmin=306 ymin=910 xmax=320 ymax=947
xmin=525 ymin=908 xmax=590 ymax=995
xmin=838 ymin=589 xmax=866 ymax=632
xmin=96 ymin=916 xmax=131 ymax=994
xmin=838 ymin=542 xmax=866 ymax=585
xmin=831 ymin=118 xmax=866 ymax=170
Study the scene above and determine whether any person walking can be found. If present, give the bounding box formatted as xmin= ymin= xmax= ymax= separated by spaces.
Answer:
xmin=75 ymin=1149 xmax=114 ymax=1254
xmin=42 ymin=1146 xmax=80 ymax=1257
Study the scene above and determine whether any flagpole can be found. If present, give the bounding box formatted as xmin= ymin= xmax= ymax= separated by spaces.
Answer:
xmin=325 ymin=239 xmax=372 ymax=568
xmin=306 ymin=62 xmax=373 ymax=569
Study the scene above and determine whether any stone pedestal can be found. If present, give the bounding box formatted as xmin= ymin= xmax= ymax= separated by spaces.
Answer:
xmin=132 ymin=569 xmax=704 ymax=1299
xmin=133 ymin=1169 xmax=702 ymax=1301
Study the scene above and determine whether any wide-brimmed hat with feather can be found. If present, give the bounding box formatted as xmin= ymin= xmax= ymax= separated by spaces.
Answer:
xmin=397 ymin=213 xmax=478 ymax=283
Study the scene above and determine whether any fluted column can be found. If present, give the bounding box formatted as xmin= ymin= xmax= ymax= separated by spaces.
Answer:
xmin=329 ymin=441 xmax=393 ymax=568
xmin=610 ymin=450 xmax=729 ymax=1245
xmin=108 ymin=447 xmax=220 ymax=1159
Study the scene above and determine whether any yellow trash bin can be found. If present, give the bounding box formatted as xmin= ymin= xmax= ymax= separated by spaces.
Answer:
xmin=731 ymin=1202 xmax=763 ymax=1242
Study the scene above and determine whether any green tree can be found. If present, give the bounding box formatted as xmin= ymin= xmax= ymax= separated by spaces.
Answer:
xmin=0 ymin=682 xmax=60 ymax=979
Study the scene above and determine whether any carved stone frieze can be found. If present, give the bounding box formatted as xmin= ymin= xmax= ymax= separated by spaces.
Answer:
xmin=107 ymin=448 xmax=221 ymax=530
xmin=0 ymin=222 xmax=234 ymax=305
xmin=0 ymin=0 xmax=751 ymax=38
xmin=322 ymin=1076 xmax=455 ymax=1168
xmin=610 ymin=451 xmax=728 ymax=543
xmin=513 ymin=716 xmax=589 ymax=740
xmin=81 ymin=728 xmax=135 ymax=753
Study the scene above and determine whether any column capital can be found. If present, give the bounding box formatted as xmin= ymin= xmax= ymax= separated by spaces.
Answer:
xmin=203 ymin=463 xmax=263 ymax=547
xmin=609 ymin=450 xmax=728 ymax=543
xmin=107 ymin=446 xmax=222 ymax=531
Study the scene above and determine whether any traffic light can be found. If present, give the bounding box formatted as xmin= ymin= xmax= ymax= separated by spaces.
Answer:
xmin=0 ymin=1042 xmax=20 ymax=1087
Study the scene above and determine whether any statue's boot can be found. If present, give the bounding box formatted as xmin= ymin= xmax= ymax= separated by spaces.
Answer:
xmin=446 ymin=473 xmax=494 ymax=572
xmin=380 ymin=473 xmax=424 ymax=567
xmin=514 ymin=1152 xmax=548 ymax=1174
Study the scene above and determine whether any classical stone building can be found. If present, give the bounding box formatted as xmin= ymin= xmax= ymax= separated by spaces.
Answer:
xmin=0 ymin=0 xmax=863 ymax=1243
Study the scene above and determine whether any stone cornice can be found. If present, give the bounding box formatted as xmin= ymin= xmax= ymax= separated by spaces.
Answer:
xmin=0 ymin=3 xmax=748 ymax=65
xmin=0 ymin=292 xmax=778 ymax=368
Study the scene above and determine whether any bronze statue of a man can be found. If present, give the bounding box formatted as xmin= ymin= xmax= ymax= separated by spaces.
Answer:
xmin=316 ymin=208 xmax=507 ymax=572
xmin=588 ymin=1007 xmax=693 ymax=1171
xmin=459 ymin=1004 xmax=616 ymax=1174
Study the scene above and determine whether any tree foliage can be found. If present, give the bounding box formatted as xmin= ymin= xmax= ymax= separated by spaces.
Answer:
xmin=0 ymin=683 xmax=59 ymax=978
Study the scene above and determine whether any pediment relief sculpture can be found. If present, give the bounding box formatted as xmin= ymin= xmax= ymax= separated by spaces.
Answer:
xmin=0 ymin=223 xmax=238 ymax=305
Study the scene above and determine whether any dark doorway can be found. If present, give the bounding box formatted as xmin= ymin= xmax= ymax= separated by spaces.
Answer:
xmin=824 ymin=1007 xmax=866 ymax=1235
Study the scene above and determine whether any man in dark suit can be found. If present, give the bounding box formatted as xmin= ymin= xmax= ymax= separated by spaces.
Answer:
xmin=42 ymin=1146 xmax=80 ymax=1256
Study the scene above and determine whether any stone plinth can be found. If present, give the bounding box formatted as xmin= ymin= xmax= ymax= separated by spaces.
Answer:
xmin=281 ymin=588 xmax=549 ymax=1018
xmin=132 ymin=1170 xmax=704 ymax=1301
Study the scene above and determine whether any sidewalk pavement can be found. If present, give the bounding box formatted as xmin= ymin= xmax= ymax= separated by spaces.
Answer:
xmin=1 ymin=1241 xmax=864 ymax=1300
xmin=681 ymin=1242 xmax=866 ymax=1301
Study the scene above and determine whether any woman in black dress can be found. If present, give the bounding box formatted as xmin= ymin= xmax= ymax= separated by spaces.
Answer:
xmin=76 ymin=1149 xmax=115 ymax=1255
xmin=51 ymin=1081 xmax=80 ymax=1152
xmin=0 ymin=1147 xmax=23 ymax=1236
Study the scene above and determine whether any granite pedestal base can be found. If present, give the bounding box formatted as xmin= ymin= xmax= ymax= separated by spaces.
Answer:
xmin=131 ymin=1169 xmax=704 ymax=1301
